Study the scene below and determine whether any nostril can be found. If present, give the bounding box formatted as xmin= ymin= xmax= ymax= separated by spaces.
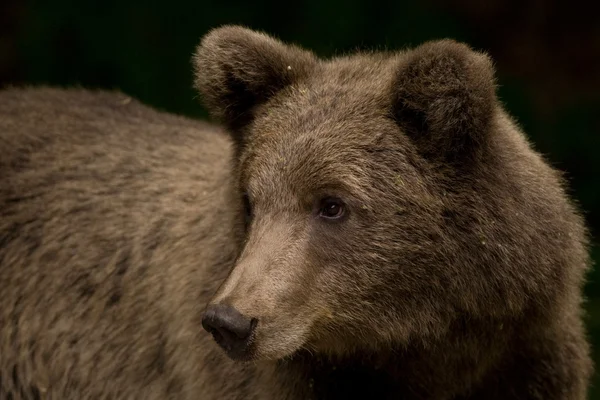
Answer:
xmin=201 ymin=304 xmax=257 ymax=359
xmin=203 ymin=324 xmax=224 ymax=343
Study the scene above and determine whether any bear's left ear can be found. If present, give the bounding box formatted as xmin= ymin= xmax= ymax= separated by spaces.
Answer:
xmin=392 ymin=39 xmax=497 ymax=161
xmin=193 ymin=25 xmax=317 ymax=136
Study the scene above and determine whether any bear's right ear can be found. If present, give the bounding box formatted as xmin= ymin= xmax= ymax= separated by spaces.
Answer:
xmin=193 ymin=25 xmax=317 ymax=136
xmin=392 ymin=39 xmax=497 ymax=163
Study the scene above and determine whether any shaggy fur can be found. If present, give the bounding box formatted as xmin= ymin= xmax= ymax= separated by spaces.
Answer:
xmin=0 ymin=88 xmax=247 ymax=399
xmin=0 ymin=25 xmax=593 ymax=399
xmin=195 ymin=26 xmax=592 ymax=399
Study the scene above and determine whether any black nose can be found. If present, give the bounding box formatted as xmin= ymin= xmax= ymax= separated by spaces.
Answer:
xmin=201 ymin=304 xmax=256 ymax=360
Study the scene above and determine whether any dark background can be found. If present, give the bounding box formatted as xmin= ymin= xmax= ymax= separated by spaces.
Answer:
xmin=1 ymin=0 xmax=599 ymax=396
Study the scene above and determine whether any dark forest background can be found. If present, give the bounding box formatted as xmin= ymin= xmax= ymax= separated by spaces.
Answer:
xmin=1 ymin=0 xmax=599 ymax=396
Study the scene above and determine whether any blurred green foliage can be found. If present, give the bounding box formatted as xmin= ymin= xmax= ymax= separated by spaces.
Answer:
xmin=1 ymin=0 xmax=598 ymax=397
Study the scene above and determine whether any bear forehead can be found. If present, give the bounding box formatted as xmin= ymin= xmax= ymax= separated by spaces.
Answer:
xmin=248 ymin=55 xmax=403 ymax=145
xmin=288 ymin=55 xmax=398 ymax=113
xmin=239 ymin=126 xmax=376 ymax=203
xmin=317 ymin=54 xmax=398 ymax=88
xmin=238 ymin=121 xmax=398 ymax=206
xmin=238 ymin=54 xmax=411 ymax=199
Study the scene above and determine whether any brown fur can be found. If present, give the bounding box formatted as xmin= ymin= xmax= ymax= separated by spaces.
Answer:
xmin=0 ymin=87 xmax=248 ymax=399
xmin=0 ymin=24 xmax=593 ymax=399
xmin=195 ymin=26 xmax=593 ymax=399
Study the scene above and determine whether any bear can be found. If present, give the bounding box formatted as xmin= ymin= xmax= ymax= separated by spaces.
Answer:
xmin=0 ymin=87 xmax=246 ymax=399
xmin=193 ymin=26 xmax=593 ymax=399
xmin=0 ymin=25 xmax=593 ymax=399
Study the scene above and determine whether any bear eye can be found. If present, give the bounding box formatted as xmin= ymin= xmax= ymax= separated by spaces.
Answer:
xmin=242 ymin=193 xmax=253 ymax=228
xmin=319 ymin=197 xmax=346 ymax=220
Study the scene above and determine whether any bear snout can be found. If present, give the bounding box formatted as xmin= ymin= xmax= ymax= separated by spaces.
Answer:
xmin=201 ymin=303 xmax=258 ymax=360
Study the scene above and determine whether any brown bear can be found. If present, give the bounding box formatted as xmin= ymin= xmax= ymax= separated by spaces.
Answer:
xmin=0 ymin=87 xmax=244 ymax=399
xmin=0 ymin=25 xmax=593 ymax=399
xmin=193 ymin=26 xmax=593 ymax=399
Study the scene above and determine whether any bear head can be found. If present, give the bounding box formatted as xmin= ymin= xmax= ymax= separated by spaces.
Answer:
xmin=193 ymin=26 xmax=581 ymax=362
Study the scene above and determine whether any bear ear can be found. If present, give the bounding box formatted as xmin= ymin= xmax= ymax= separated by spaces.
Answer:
xmin=193 ymin=25 xmax=317 ymax=134
xmin=392 ymin=39 xmax=497 ymax=162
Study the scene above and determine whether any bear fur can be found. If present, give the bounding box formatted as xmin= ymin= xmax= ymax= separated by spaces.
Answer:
xmin=194 ymin=26 xmax=593 ymax=399
xmin=0 ymin=25 xmax=593 ymax=399
xmin=0 ymin=87 xmax=245 ymax=399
